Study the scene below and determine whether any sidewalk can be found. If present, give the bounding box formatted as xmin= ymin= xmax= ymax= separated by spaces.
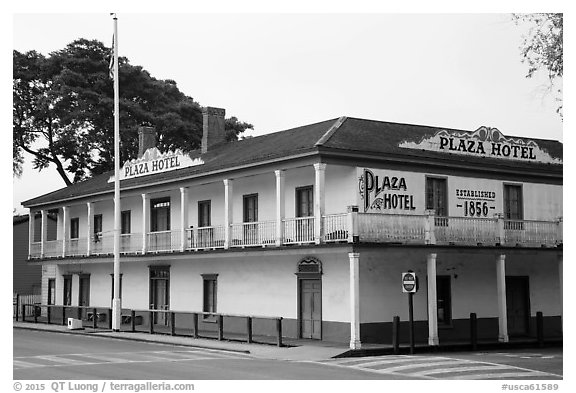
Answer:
xmin=13 ymin=321 xmax=348 ymax=361
xmin=14 ymin=321 xmax=562 ymax=361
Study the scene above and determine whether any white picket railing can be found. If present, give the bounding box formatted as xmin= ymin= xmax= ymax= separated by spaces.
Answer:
xmin=44 ymin=240 xmax=63 ymax=258
xmin=434 ymin=216 xmax=500 ymax=246
xmin=283 ymin=217 xmax=315 ymax=244
xmin=230 ymin=221 xmax=276 ymax=247
xmin=357 ymin=213 xmax=427 ymax=243
xmin=186 ymin=226 xmax=226 ymax=250
xmin=324 ymin=213 xmax=349 ymax=242
xmin=91 ymin=233 xmax=115 ymax=255
xmin=147 ymin=230 xmax=181 ymax=252
xmin=120 ymin=233 xmax=142 ymax=254
xmin=29 ymin=242 xmax=42 ymax=258
xmin=504 ymin=219 xmax=561 ymax=247
xmin=65 ymin=238 xmax=88 ymax=257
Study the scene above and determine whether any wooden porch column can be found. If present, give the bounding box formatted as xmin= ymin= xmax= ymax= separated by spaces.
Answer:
xmin=61 ymin=206 xmax=69 ymax=257
xmin=275 ymin=170 xmax=285 ymax=247
xmin=496 ymin=254 xmax=509 ymax=342
xmin=141 ymin=193 xmax=149 ymax=254
xmin=427 ymin=252 xmax=439 ymax=346
xmin=40 ymin=210 xmax=48 ymax=258
xmin=314 ymin=163 xmax=326 ymax=244
xmin=224 ymin=179 xmax=234 ymax=249
xmin=28 ymin=210 xmax=35 ymax=258
xmin=86 ymin=202 xmax=93 ymax=256
xmin=349 ymin=252 xmax=361 ymax=350
xmin=180 ymin=187 xmax=189 ymax=252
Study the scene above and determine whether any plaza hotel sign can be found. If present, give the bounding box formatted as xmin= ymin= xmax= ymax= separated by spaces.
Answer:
xmin=109 ymin=147 xmax=204 ymax=182
xmin=399 ymin=126 xmax=562 ymax=164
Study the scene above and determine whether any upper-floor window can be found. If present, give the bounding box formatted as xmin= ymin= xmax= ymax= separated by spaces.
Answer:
xmin=198 ymin=200 xmax=211 ymax=227
xmin=296 ymin=186 xmax=314 ymax=217
xmin=121 ymin=210 xmax=131 ymax=234
xmin=243 ymin=194 xmax=258 ymax=223
xmin=70 ymin=218 xmax=80 ymax=239
xmin=504 ymin=184 xmax=523 ymax=220
xmin=94 ymin=214 xmax=103 ymax=239
xmin=425 ymin=177 xmax=448 ymax=217
xmin=151 ymin=198 xmax=170 ymax=231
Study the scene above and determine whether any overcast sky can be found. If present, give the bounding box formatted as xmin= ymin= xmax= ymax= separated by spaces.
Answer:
xmin=11 ymin=11 xmax=564 ymax=213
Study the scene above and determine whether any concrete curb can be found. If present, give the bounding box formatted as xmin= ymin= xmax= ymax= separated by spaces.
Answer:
xmin=14 ymin=325 xmax=252 ymax=354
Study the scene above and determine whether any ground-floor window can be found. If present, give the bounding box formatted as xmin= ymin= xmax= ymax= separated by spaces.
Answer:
xmin=47 ymin=279 xmax=55 ymax=305
xmin=63 ymin=275 xmax=72 ymax=306
xmin=202 ymin=274 xmax=218 ymax=318
xmin=437 ymin=275 xmax=452 ymax=325
xmin=149 ymin=266 xmax=170 ymax=325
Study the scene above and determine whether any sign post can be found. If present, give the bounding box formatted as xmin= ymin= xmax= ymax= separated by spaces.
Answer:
xmin=402 ymin=271 xmax=417 ymax=354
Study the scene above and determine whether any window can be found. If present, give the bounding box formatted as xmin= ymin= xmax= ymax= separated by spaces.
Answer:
xmin=151 ymin=198 xmax=171 ymax=231
xmin=198 ymin=200 xmax=211 ymax=227
xmin=70 ymin=218 xmax=80 ymax=239
xmin=121 ymin=210 xmax=131 ymax=234
xmin=202 ymin=274 xmax=218 ymax=318
xmin=63 ymin=275 xmax=72 ymax=306
xmin=48 ymin=279 xmax=55 ymax=305
xmin=94 ymin=214 xmax=103 ymax=241
xmin=78 ymin=275 xmax=90 ymax=307
xmin=243 ymin=194 xmax=258 ymax=222
xmin=426 ymin=177 xmax=448 ymax=226
xmin=437 ymin=275 xmax=452 ymax=326
xmin=296 ymin=186 xmax=314 ymax=217
xmin=504 ymin=184 xmax=523 ymax=220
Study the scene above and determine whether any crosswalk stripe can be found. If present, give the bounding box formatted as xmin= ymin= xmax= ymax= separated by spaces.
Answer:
xmin=324 ymin=355 xmax=415 ymax=365
xmin=13 ymin=360 xmax=43 ymax=369
xmin=451 ymin=371 xmax=550 ymax=380
xmin=35 ymin=356 xmax=92 ymax=365
xmin=74 ymin=353 xmax=132 ymax=363
xmin=412 ymin=365 xmax=512 ymax=376
xmin=349 ymin=356 xmax=450 ymax=368
xmin=378 ymin=360 xmax=471 ymax=372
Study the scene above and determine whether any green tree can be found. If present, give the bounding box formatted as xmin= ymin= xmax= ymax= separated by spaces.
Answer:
xmin=13 ymin=39 xmax=253 ymax=185
xmin=513 ymin=13 xmax=563 ymax=118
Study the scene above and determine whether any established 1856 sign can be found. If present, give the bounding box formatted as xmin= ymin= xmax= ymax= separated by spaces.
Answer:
xmin=109 ymin=147 xmax=204 ymax=182
xmin=402 ymin=272 xmax=417 ymax=293
xmin=399 ymin=126 xmax=562 ymax=164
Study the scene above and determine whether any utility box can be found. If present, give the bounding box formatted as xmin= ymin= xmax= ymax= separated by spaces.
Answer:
xmin=67 ymin=318 xmax=83 ymax=330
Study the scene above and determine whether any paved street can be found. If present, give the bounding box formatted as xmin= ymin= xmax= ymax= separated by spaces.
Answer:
xmin=14 ymin=329 xmax=562 ymax=380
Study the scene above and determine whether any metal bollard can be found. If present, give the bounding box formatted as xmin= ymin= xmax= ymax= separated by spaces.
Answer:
xmin=392 ymin=316 xmax=400 ymax=354
xmin=149 ymin=311 xmax=155 ymax=334
xmin=170 ymin=312 xmax=176 ymax=336
xmin=470 ymin=313 xmax=478 ymax=351
xmin=21 ymin=304 xmax=26 ymax=322
xmin=537 ymin=311 xmax=544 ymax=348
xmin=192 ymin=313 xmax=198 ymax=338
xmin=246 ymin=317 xmax=253 ymax=343
xmin=217 ymin=315 xmax=224 ymax=341
xmin=62 ymin=306 xmax=67 ymax=326
xmin=276 ymin=318 xmax=283 ymax=347
xmin=131 ymin=310 xmax=136 ymax=332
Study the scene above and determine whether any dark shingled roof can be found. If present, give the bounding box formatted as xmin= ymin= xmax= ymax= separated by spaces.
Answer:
xmin=23 ymin=117 xmax=563 ymax=207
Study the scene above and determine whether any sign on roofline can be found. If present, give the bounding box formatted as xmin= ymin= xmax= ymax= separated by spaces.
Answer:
xmin=108 ymin=147 xmax=204 ymax=182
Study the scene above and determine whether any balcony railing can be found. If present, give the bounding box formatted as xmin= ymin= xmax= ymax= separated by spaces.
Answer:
xmin=28 ymin=212 xmax=562 ymax=259
xmin=283 ymin=217 xmax=315 ymax=244
xmin=186 ymin=226 xmax=225 ymax=250
xmin=147 ymin=230 xmax=181 ymax=253
xmin=231 ymin=221 xmax=276 ymax=247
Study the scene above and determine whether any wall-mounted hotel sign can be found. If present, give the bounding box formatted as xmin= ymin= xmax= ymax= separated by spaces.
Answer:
xmin=109 ymin=147 xmax=204 ymax=182
xmin=399 ymin=126 xmax=562 ymax=164
xmin=358 ymin=168 xmax=417 ymax=213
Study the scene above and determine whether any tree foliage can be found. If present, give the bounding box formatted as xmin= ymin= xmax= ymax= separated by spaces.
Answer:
xmin=513 ymin=13 xmax=563 ymax=118
xmin=13 ymin=39 xmax=253 ymax=185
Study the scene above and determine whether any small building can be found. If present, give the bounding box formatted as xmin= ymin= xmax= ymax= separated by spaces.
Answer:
xmin=13 ymin=213 xmax=56 ymax=296
xmin=22 ymin=108 xmax=563 ymax=348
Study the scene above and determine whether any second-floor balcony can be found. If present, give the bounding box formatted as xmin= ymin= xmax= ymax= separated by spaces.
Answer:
xmin=28 ymin=211 xmax=562 ymax=260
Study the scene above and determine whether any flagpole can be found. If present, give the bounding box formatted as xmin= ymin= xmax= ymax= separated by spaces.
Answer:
xmin=112 ymin=13 xmax=122 ymax=332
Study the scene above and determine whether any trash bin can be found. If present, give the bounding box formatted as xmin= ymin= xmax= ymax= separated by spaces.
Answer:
xmin=67 ymin=318 xmax=83 ymax=330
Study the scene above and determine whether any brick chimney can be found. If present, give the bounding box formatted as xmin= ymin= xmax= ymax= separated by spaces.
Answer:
xmin=202 ymin=107 xmax=226 ymax=154
xmin=138 ymin=126 xmax=156 ymax=158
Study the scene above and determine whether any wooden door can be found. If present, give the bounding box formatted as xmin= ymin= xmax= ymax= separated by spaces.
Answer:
xmin=300 ymin=279 xmax=321 ymax=339
xmin=506 ymin=276 xmax=530 ymax=336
